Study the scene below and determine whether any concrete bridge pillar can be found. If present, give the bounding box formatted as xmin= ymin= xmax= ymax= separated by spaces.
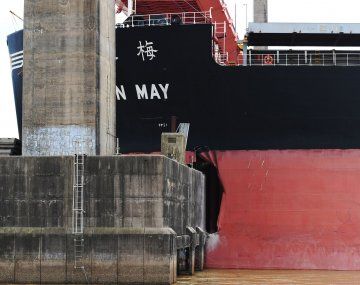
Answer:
xmin=23 ymin=0 xmax=116 ymax=156
xmin=254 ymin=0 xmax=268 ymax=23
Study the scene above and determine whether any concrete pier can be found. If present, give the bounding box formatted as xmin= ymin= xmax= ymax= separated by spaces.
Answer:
xmin=0 ymin=228 xmax=177 ymax=284
xmin=0 ymin=155 xmax=205 ymax=284
xmin=22 ymin=0 xmax=116 ymax=156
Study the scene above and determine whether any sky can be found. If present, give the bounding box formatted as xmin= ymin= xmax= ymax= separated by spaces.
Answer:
xmin=2 ymin=0 xmax=360 ymax=138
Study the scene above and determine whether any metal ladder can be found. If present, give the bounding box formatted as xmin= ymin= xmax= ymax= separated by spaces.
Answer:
xmin=72 ymin=154 xmax=85 ymax=270
xmin=213 ymin=21 xmax=228 ymax=64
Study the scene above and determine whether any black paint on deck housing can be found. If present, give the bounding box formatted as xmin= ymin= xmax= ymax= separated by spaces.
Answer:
xmin=116 ymin=24 xmax=360 ymax=152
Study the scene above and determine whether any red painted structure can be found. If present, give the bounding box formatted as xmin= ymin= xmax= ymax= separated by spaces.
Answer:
xmin=205 ymin=150 xmax=360 ymax=270
xmin=196 ymin=0 xmax=239 ymax=63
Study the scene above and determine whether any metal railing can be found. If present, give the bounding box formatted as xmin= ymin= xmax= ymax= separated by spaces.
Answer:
xmin=117 ymin=11 xmax=212 ymax=28
xmin=241 ymin=51 xmax=360 ymax=67
xmin=214 ymin=51 xmax=229 ymax=65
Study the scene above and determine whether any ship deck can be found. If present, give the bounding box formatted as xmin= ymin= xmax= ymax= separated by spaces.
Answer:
xmin=177 ymin=269 xmax=360 ymax=285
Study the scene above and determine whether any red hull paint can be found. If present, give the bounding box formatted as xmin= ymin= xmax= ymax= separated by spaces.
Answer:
xmin=205 ymin=150 xmax=360 ymax=270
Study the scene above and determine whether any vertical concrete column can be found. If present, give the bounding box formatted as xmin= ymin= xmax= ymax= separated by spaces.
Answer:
xmin=254 ymin=0 xmax=268 ymax=23
xmin=23 ymin=0 xmax=116 ymax=156
xmin=185 ymin=227 xmax=196 ymax=275
xmin=195 ymin=227 xmax=206 ymax=271
xmin=253 ymin=0 xmax=268 ymax=50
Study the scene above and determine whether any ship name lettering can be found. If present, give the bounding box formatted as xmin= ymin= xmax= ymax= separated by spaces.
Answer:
xmin=158 ymin=84 xmax=169 ymax=99
xmin=136 ymin=84 xmax=148 ymax=99
xmin=116 ymin=85 xmax=127 ymax=100
xmin=135 ymin=83 xmax=169 ymax=100
xmin=116 ymin=84 xmax=170 ymax=100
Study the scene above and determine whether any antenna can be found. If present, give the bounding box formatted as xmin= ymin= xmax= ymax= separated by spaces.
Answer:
xmin=243 ymin=3 xmax=248 ymax=30
xmin=9 ymin=10 xmax=23 ymax=22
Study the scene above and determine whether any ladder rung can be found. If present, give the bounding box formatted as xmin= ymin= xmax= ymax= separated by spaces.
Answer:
xmin=73 ymin=154 xmax=85 ymax=246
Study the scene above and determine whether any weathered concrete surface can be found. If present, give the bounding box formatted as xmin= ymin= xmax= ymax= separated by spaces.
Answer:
xmin=254 ymin=0 xmax=268 ymax=23
xmin=0 ymin=155 xmax=206 ymax=242
xmin=0 ymin=157 xmax=72 ymax=228
xmin=0 ymin=156 xmax=205 ymax=234
xmin=0 ymin=227 xmax=176 ymax=284
xmin=23 ymin=0 xmax=116 ymax=155
xmin=85 ymin=155 xmax=205 ymax=234
xmin=195 ymin=227 xmax=206 ymax=271
xmin=0 ymin=155 xmax=205 ymax=284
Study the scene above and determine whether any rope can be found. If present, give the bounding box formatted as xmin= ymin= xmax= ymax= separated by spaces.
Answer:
xmin=170 ymin=0 xmax=201 ymax=12
xmin=182 ymin=0 xmax=201 ymax=12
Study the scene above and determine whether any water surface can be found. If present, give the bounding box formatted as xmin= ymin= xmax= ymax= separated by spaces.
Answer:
xmin=177 ymin=269 xmax=360 ymax=285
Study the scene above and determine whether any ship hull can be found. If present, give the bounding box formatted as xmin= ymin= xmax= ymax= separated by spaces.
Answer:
xmin=115 ymin=25 xmax=360 ymax=269
xmin=204 ymin=149 xmax=360 ymax=270
xmin=7 ymin=30 xmax=23 ymax=137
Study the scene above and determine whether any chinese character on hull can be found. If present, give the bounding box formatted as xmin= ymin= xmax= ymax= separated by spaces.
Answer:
xmin=137 ymin=40 xmax=158 ymax=61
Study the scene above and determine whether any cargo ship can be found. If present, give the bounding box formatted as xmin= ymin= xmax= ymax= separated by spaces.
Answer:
xmin=8 ymin=0 xmax=360 ymax=271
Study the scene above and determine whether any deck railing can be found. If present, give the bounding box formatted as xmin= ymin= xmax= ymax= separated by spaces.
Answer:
xmin=241 ymin=52 xmax=360 ymax=67
xmin=117 ymin=11 xmax=212 ymax=28
xmin=214 ymin=52 xmax=229 ymax=65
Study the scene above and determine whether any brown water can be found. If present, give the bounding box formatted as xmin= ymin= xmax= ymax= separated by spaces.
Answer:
xmin=177 ymin=269 xmax=360 ymax=285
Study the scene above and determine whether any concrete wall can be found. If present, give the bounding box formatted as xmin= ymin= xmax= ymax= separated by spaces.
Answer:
xmin=23 ymin=0 xmax=115 ymax=156
xmin=0 ymin=155 xmax=205 ymax=284
xmin=254 ymin=0 xmax=268 ymax=23
xmin=0 ymin=156 xmax=205 ymax=232
xmin=85 ymin=155 xmax=205 ymax=233
xmin=0 ymin=227 xmax=176 ymax=284
xmin=0 ymin=156 xmax=72 ymax=228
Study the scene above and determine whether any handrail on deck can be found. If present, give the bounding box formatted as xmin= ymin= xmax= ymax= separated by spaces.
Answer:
xmin=240 ymin=51 xmax=360 ymax=67
xmin=117 ymin=11 xmax=212 ymax=28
